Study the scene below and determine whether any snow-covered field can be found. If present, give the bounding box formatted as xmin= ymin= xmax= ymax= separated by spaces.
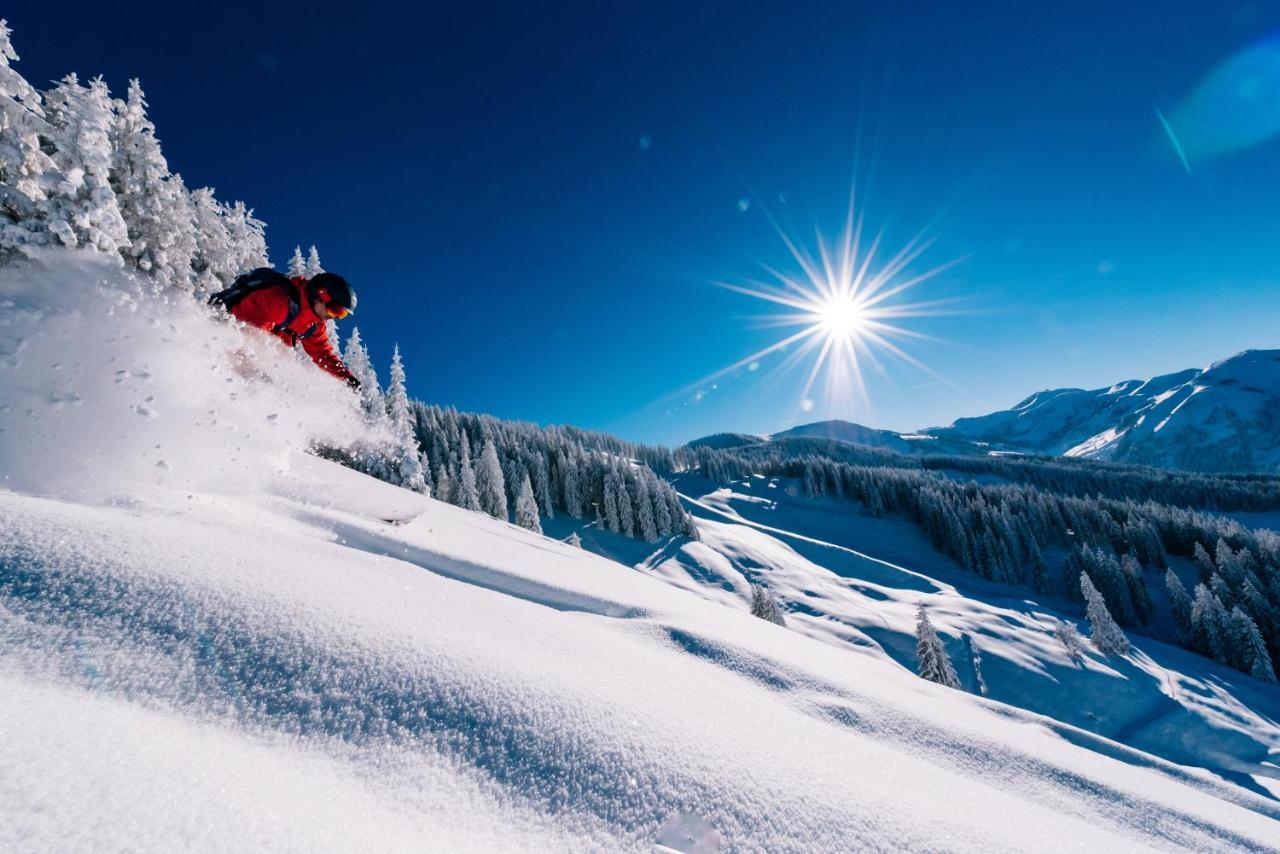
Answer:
xmin=3 ymin=255 xmax=1280 ymax=850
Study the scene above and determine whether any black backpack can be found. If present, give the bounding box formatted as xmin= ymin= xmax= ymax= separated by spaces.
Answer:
xmin=208 ymin=268 xmax=321 ymax=344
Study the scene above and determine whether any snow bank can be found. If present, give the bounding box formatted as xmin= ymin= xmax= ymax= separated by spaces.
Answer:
xmin=0 ymin=252 xmax=368 ymax=499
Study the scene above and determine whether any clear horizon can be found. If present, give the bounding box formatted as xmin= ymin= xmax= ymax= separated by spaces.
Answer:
xmin=12 ymin=3 xmax=1280 ymax=446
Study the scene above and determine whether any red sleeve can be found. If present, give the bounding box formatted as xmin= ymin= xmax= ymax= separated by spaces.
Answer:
xmin=302 ymin=331 xmax=357 ymax=383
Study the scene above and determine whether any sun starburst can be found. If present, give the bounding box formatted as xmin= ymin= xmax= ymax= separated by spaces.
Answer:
xmin=708 ymin=195 xmax=965 ymax=415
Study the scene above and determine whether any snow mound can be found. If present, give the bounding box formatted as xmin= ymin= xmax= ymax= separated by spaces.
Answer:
xmin=0 ymin=252 xmax=369 ymax=499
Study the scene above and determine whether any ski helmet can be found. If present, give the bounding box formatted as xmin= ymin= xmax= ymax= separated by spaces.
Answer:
xmin=309 ymin=272 xmax=357 ymax=318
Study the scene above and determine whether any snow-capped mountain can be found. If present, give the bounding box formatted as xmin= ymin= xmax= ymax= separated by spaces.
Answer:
xmin=694 ymin=349 xmax=1280 ymax=474
xmin=930 ymin=350 xmax=1280 ymax=473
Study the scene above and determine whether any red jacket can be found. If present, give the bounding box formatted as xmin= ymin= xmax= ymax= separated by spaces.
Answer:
xmin=229 ymin=276 xmax=356 ymax=383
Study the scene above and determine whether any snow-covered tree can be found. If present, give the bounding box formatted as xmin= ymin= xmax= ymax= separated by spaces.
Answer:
xmin=287 ymin=245 xmax=305 ymax=277
xmin=616 ymin=475 xmax=635 ymax=537
xmin=189 ymin=186 xmax=234 ymax=292
xmin=383 ymin=345 xmax=427 ymax=493
xmin=1193 ymin=542 xmax=1217 ymax=584
xmin=1054 ymin=619 xmax=1086 ymax=664
xmin=305 ymin=243 xmax=323 ymax=277
xmin=652 ymin=482 xmax=674 ymax=537
xmin=433 ymin=460 xmax=453 ymax=504
xmin=109 ymin=79 xmax=194 ymax=288
xmin=1190 ymin=583 xmax=1229 ymax=662
xmin=343 ymin=327 xmax=385 ymax=421
xmin=602 ymin=473 xmax=620 ymax=533
xmin=1231 ymin=607 xmax=1276 ymax=682
xmin=221 ymin=199 xmax=267 ymax=274
xmin=514 ymin=471 xmax=541 ymax=533
xmin=634 ymin=471 xmax=658 ymax=542
xmin=0 ymin=19 xmax=57 ymax=255
xmin=749 ymin=583 xmax=786 ymax=626
xmin=1166 ymin=570 xmax=1193 ymax=640
xmin=476 ymin=439 xmax=507 ymax=520
xmin=44 ymin=74 xmax=129 ymax=253
xmin=456 ymin=434 xmax=481 ymax=511
xmin=916 ymin=605 xmax=960 ymax=688
xmin=1081 ymin=572 xmax=1129 ymax=655
xmin=565 ymin=531 xmax=582 ymax=548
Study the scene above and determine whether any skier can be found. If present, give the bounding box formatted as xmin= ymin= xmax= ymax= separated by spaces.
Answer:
xmin=208 ymin=268 xmax=360 ymax=388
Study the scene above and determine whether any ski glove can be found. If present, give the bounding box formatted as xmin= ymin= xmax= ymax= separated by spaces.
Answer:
xmin=346 ymin=376 xmax=362 ymax=392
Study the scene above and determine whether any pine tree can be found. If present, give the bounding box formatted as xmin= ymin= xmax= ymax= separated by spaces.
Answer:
xmin=559 ymin=450 xmax=582 ymax=518
xmin=343 ymin=328 xmax=386 ymax=420
xmin=565 ymin=531 xmax=582 ymax=548
xmin=634 ymin=472 xmax=658 ymax=542
xmin=749 ymin=583 xmax=786 ymax=626
xmin=476 ymin=439 xmax=508 ymax=520
xmin=189 ymin=186 xmax=234 ymax=291
xmin=1054 ymin=619 xmax=1086 ymax=664
xmin=305 ymin=243 xmax=324 ymax=277
xmin=514 ymin=471 xmax=542 ymax=533
xmin=1193 ymin=542 xmax=1217 ymax=584
xmin=0 ymin=19 xmax=57 ymax=255
xmin=602 ymin=473 xmax=620 ymax=533
xmin=433 ymin=460 xmax=453 ymax=504
xmin=916 ymin=605 xmax=960 ymax=688
xmin=653 ymin=482 xmax=674 ymax=537
xmin=1080 ymin=572 xmax=1129 ymax=655
xmin=45 ymin=74 xmax=129 ymax=253
xmin=110 ymin=79 xmax=195 ymax=288
xmin=1166 ymin=570 xmax=1193 ymax=640
xmin=1237 ymin=610 xmax=1276 ymax=682
xmin=1226 ymin=606 xmax=1254 ymax=672
xmin=456 ymin=435 xmax=481 ymax=511
xmin=287 ymin=245 xmax=306 ymax=277
xmin=1030 ymin=546 xmax=1052 ymax=594
xmin=383 ymin=346 xmax=428 ymax=493
xmin=1120 ymin=553 xmax=1152 ymax=624
xmin=221 ymin=199 xmax=268 ymax=274
xmin=1190 ymin=583 xmax=1229 ymax=662
xmin=616 ymin=475 xmax=635 ymax=537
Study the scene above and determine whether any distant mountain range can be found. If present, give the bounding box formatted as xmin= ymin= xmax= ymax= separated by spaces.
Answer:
xmin=689 ymin=349 xmax=1280 ymax=474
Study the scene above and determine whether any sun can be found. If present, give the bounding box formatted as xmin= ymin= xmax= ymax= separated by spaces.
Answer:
xmin=816 ymin=296 xmax=868 ymax=339
xmin=697 ymin=192 xmax=964 ymax=414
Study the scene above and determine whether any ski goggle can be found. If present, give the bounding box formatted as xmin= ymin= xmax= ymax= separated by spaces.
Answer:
xmin=314 ymin=286 xmax=353 ymax=319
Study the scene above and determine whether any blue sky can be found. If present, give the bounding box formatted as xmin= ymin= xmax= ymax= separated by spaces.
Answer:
xmin=13 ymin=2 xmax=1280 ymax=445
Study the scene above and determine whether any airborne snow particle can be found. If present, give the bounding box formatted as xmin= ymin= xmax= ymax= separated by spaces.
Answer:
xmin=800 ymin=398 xmax=814 ymax=412
xmin=638 ymin=134 xmax=652 ymax=149
xmin=737 ymin=197 xmax=751 ymax=212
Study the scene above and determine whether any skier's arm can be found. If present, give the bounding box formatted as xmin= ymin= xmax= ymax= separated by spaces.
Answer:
xmin=301 ymin=332 xmax=358 ymax=384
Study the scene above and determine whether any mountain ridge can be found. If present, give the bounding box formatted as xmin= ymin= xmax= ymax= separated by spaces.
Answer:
xmin=690 ymin=348 xmax=1280 ymax=474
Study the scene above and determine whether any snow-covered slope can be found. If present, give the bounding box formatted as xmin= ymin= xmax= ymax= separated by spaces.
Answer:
xmin=5 ymin=257 xmax=1280 ymax=849
xmin=641 ymin=473 xmax=1280 ymax=799
xmin=932 ymin=350 xmax=1280 ymax=473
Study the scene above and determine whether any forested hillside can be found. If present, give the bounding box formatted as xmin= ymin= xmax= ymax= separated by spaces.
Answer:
xmin=688 ymin=441 xmax=1280 ymax=682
